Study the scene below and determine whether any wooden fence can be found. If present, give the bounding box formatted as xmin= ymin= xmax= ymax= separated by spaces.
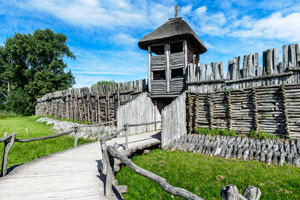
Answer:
xmin=186 ymin=83 xmax=300 ymax=137
xmin=100 ymin=121 xmax=204 ymax=200
xmin=187 ymin=43 xmax=300 ymax=93
xmin=0 ymin=128 xmax=79 ymax=176
xmin=161 ymin=92 xmax=186 ymax=148
xmin=100 ymin=121 xmax=261 ymax=200
xmin=117 ymin=92 xmax=161 ymax=136
xmin=36 ymin=80 xmax=147 ymax=124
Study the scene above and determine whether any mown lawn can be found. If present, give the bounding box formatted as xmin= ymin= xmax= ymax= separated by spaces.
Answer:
xmin=116 ymin=149 xmax=300 ymax=200
xmin=0 ymin=116 xmax=93 ymax=169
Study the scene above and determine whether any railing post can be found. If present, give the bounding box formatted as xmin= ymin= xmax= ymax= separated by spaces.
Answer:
xmin=103 ymin=144 xmax=114 ymax=198
xmin=1 ymin=132 xmax=16 ymax=176
xmin=74 ymin=127 xmax=79 ymax=148
xmin=125 ymin=124 xmax=129 ymax=150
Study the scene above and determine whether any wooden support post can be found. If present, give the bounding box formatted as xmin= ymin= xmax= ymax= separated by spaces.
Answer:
xmin=184 ymin=40 xmax=188 ymax=70
xmin=97 ymin=89 xmax=101 ymax=123
xmin=165 ymin=43 xmax=170 ymax=93
xmin=74 ymin=127 xmax=79 ymax=148
xmin=66 ymin=92 xmax=69 ymax=120
xmin=208 ymin=94 xmax=214 ymax=130
xmin=125 ymin=124 xmax=129 ymax=150
xmin=282 ymin=45 xmax=288 ymax=70
xmin=251 ymin=88 xmax=259 ymax=133
xmin=280 ymin=85 xmax=290 ymax=136
xmin=87 ymin=91 xmax=91 ymax=122
xmin=1 ymin=132 xmax=16 ymax=176
xmin=148 ymin=46 xmax=152 ymax=93
xmin=226 ymin=91 xmax=232 ymax=131
xmin=103 ymin=145 xmax=114 ymax=197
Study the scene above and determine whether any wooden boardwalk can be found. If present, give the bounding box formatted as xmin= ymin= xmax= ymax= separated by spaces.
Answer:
xmin=0 ymin=131 xmax=161 ymax=200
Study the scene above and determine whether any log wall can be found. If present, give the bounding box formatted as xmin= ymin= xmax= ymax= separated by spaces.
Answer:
xmin=35 ymin=80 xmax=147 ymax=124
xmin=187 ymin=43 xmax=300 ymax=93
xmin=187 ymin=83 xmax=300 ymax=137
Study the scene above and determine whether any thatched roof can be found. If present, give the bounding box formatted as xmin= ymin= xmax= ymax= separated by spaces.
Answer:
xmin=138 ymin=17 xmax=207 ymax=54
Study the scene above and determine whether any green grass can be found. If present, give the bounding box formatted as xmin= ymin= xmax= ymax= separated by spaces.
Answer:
xmin=116 ymin=149 xmax=300 ymax=200
xmin=0 ymin=116 xmax=93 ymax=169
xmin=250 ymin=130 xmax=280 ymax=140
xmin=0 ymin=110 xmax=20 ymax=119
xmin=195 ymin=127 xmax=237 ymax=137
xmin=43 ymin=115 xmax=93 ymax=125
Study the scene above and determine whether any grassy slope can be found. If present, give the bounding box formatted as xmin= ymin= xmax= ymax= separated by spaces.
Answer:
xmin=116 ymin=149 xmax=300 ymax=200
xmin=0 ymin=116 xmax=93 ymax=168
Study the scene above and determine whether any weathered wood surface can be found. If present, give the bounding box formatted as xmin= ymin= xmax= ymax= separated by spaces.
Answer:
xmin=107 ymin=144 xmax=204 ymax=200
xmin=117 ymin=92 xmax=161 ymax=135
xmin=187 ymin=43 xmax=300 ymax=93
xmin=161 ymin=92 xmax=186 ymax=148
xmin=36 ymin=80 xmax=147 ymax=124
xmin=0 ymin=131 xmax=160 ymax=200
xmin=187 ymin=83 xmax=300 ymax=136
xmin=168 ymin=134 xmax=300 ymax=167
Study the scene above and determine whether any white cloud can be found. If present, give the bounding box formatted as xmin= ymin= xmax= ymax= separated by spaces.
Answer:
xmin=112 ymin=33 xmax=137 ymax=45
xmin=230 ymin=12 xmax=300 ymax=42
xmin=25 ymin=0 xmax=147 ymax=28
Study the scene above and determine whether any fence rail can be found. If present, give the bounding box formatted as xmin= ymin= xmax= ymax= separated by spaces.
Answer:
xmin=0 ymin=128 xmax=79 ymax=176
xmin=99 ymin=120 xmax=205 ymax=199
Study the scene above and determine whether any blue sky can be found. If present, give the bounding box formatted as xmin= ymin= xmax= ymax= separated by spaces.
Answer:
xmin=1 ymin=0 xmax=300 ymax=88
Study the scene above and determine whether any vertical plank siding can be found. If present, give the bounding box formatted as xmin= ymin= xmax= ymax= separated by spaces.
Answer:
xmin=161 ymin=92 xmax=186 ymax=148
xmin=36 ymin=80 xmax=147 ymax=124
xmin=117 ymin=92 xmax=160 ymax=135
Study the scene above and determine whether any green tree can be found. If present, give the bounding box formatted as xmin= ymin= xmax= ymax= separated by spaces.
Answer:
xmin=92 ymin=80 xmax=116 ymax=87
xmin=0 ymin=28 xmax=75 ymax=114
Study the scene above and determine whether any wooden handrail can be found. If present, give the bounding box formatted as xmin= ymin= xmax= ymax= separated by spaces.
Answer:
xmin=0 ymin=134 xmax=12 ymax=143
xmin=127 ymin=120 xmax=162 ymax=127
xmin=0 ymin=127 xmax=79 ymax=177
xmin=100 ymin=120 xmax=204 ymax=200
xmin=107 ymin=145 xmax=204 ymax=200
xmin=15 ymin=129 xmax=75 ymax=143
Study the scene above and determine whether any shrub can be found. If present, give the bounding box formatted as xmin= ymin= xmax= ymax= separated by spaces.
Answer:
xmin=250 ymin=129 xmax=280 ymax=140
xmin=195 ymin=127 xmax=237 ymax=136
xmin=6 ymin=88 xmax=35 ymax=116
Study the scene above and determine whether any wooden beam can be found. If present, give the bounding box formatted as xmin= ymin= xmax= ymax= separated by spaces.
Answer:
xmin=148 ymin=46 xmax=152 ymax=93
xmin=1 ymin=132 xmax=16 ymax=176
xmin=165 ymin=43 xmax=170 ymax=93
xmin=184 ymin=40 xmax=188 ymax=70
xmin=280 ymin=85 xmax=290 ymax=136
xmin=107 ymin=145 xmax=204 ymax=200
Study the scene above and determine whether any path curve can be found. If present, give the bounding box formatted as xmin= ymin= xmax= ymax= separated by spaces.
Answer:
xmin=0 ymin=131 xmax=160 ymax=200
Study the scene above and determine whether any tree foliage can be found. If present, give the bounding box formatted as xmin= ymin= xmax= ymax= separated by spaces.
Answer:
xmin=92 ymin=80 xmax=116 ymax=87
xmin=0 ymin=28 xmax=75 ymax=115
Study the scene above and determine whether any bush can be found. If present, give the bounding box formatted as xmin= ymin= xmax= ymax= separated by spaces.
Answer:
xmin=6 ymin=88 xmax=35 ymax=116
xmin=194 ymin=127 xmax=237 ymax=136
xmin=249 ymin=130 xmax=280 ymax=140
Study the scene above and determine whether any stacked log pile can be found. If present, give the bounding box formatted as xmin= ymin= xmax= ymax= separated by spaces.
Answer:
xmin=36 ymin=80 xmax=146 ymax=124
xmin=187 ymin=84 xmax=300 ymax=137
xmin=167 ymin=134 xmax=300 ymax=167
xmin=187 ymin=43 xmax=300 ymax=93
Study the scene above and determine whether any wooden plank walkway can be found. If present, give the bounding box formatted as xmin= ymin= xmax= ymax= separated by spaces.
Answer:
xmin=0 ymin=131 xmax=161 ymax=200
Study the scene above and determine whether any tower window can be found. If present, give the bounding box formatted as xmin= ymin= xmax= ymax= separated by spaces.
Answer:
xmin=153 ymin=70 xmax=166 ymax=80
xmin=171 ymin=68 xmax=184 ymax=79
xmin=151 ymin=45 xmax=164 ymax=55
xmin=170 ymin=41 xmax=183 ymax=53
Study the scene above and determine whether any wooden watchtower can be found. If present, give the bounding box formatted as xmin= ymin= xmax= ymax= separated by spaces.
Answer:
xmin=138 ymin=13 xmax=207 ymax=99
